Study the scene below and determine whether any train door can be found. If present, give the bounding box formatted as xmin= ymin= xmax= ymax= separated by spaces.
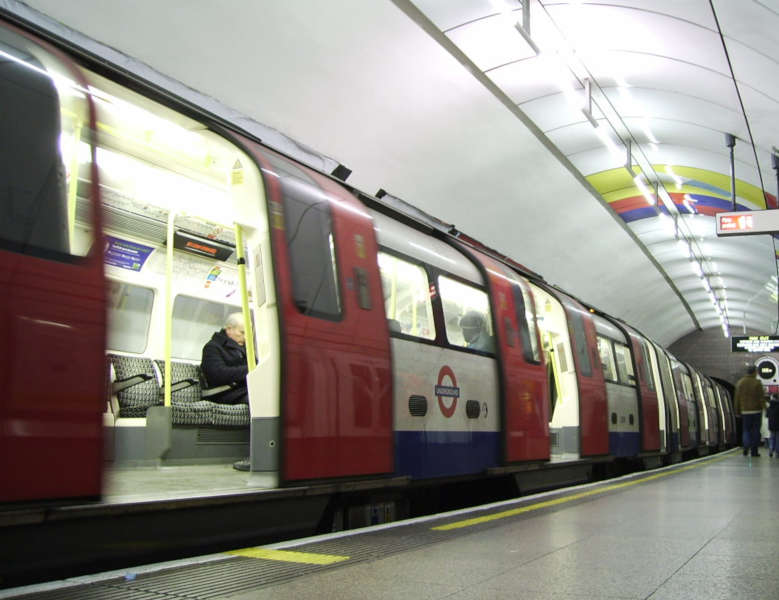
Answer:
xmin=716 ymin=384 xmax=735 ymax=446
xmin=592 ymin=316 xmax=640 ymax=457
xmin=672 ymin=361 xmax=696 ymax=450
xmin=555 ymin=292 xmax=608 ymax=457
xmin=624 ymin=328 xmax=660 ymax=452
xmin=80 ymin=66 xmax=277 ymax=469
xmin=653 ymin=344 xmax=680 ymax=453
xmin=528 ymin=283 xmax=580 ymax=458
xmin=688 ymin=367 xmax=708 ymax=450
xmin=374 ymin=212 xmax=500 ymax=478
xmin=255 ymin=149 xmax=392 ymax=482
xmin=0 ymin=24 xmax=105 ymax=502
xmin=703 ymin=378 xmax=721 ymax=447
xmin=459 ymin=250 xmax=549 ymax=462
xmin=645 ymin=342 xmax=668 ymax=453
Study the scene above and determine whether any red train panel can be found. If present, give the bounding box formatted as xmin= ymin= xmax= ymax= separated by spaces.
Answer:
xmin=461 ymin=248 xmax=549 ymax=462
xmin=0 ymin=22 xmax=105 ymax=502
xmin=625 ymin=328 xmax=660 ymax=452
xmin=554 ymin=290 xmax=609 ymax=456
xmin=251 ymin=146 xmax=393 ymax=482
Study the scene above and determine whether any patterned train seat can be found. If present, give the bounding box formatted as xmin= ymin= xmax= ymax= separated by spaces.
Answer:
xmin=108 ymin=355 xmax=162 ymax=418
xmin=154 ymin=360 xmax=250 ymax=427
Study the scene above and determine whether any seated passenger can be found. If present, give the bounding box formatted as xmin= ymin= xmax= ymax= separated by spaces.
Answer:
xmin=201 ymin=312 xmax=249 ymax=405
xmin=460 ymin=310 xmax=494 ymax=353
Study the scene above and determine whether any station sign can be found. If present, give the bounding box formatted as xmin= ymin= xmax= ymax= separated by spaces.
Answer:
xmin=716 ymin=209 xmax=779 ymax=236
xmin=731 ymin=335 xmax=779 ymax=353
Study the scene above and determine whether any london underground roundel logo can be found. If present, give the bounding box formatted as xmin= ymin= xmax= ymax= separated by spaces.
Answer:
xmin=435 ymin=365 xmax=460 ymax=418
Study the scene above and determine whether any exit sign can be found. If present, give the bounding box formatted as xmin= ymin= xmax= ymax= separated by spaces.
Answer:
xmin=716 ymin=209 xmax=779 ymax=236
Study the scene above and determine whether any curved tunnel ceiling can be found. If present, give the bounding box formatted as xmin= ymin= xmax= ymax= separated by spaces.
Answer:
xmin=16 ymin=0 xmax=779 ymax=346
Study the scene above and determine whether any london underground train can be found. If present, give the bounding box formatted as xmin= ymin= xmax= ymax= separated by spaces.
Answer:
xmin=0 ymin=14 xmax=737 ymax=507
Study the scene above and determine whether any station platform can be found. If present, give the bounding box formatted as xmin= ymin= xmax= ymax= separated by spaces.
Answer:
xmin=3 ymin=448 xmax=778 ymax=600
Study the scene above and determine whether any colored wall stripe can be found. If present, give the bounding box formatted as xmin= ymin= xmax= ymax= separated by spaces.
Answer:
xmin=431 ymin=451 xmax=734 ymax=531
xmin=228 ymin=548 xmax=350 ymax=564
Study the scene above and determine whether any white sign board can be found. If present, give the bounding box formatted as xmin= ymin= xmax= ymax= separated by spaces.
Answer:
xmin=716 ymin=209 xmax=779 ymax=236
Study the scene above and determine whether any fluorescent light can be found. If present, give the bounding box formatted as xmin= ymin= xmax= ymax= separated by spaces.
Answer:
xmin=634 ymin=175 xmax=655 ymax=206
xmin=665 ymin=165 xmax=683 ymax=190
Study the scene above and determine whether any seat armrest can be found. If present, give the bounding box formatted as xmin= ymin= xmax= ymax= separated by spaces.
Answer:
xmin=112 ymin=373 xmax=154 ymax=394
xmin=201 ymin=383 xmax=235 ymax=398
xmin=170 ymin=378 xmax=198 ymax=393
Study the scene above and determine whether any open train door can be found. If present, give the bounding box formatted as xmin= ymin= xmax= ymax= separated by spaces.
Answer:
xmin=253 ymin=147 xmax=393 ymax=483
xmin=552 ymin=290 xmax=609 ymax=457
xmin=0 ymin=24 xmax=105 ymax=502
xmin=624 ymin=327 xmax=660 ymax=452
xmin=457 ymin=249 xmax=549 ymax=462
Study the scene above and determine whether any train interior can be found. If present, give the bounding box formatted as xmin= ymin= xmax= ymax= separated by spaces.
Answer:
xmin=528 ymin=282 xmax=580 ymax=461
xmin=70 ymin=67 xmax=281 ymax=498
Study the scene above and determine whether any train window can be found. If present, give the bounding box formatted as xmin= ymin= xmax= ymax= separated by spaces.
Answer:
xmin=172 ymin=295 xmax=241 ymax=361
xmin=597 ymin=336 xmax=617 ymax=382
xmin=0 ymin=28 xmax=93 ymax=261
xmin=377 ymin=252 xmax=435 ymax=339
xmin=438 ymin=276 xmax=494 ymax=353
xmin=107 ymin=280 xmax=154 ymax=353
xmin=640 ymin=341 xmax=656 ymax=391
xmin=277 ymin=175 xmax=342 ymax=320
xmin=568 ymin=312 xmax=592 ymax=376
xmin=500 ymin=266 xmax=540 ymax=363
xmin=614 ymin=343 xmax=635 ymax=385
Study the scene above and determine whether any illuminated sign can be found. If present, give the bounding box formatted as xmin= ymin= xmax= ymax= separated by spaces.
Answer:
xmin=716 ymin=209 xmax=779 ymax=237
xmin=731 ymin=336 xmax=779 ymax=353
xmin=718 ymin=214 xmax=753 ymax=232
xmin=173 ymin=230 xmax=234 ymax=261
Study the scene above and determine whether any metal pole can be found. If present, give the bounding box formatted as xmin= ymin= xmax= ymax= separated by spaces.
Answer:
xmin=725 ymin=133 xmax=736 ymax=211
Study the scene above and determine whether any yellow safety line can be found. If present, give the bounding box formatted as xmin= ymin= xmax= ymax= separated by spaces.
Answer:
xmin=228 ymin=548 xmax=349 ymax=565
xmin=432 ymin=451 xmax=736 ymax=531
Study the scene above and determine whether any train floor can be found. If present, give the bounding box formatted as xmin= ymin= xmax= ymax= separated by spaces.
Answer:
xmin=4 ymin=448 xmax=779 ymax=600
xmin=103 ymin=462 xmax=278 ymax=503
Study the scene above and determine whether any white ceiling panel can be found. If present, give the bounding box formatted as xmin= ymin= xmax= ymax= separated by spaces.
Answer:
xmin=14 ymin=0 xmax=779 ymax=347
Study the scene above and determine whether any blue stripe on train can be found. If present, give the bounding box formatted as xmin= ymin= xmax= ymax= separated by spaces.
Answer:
xmin=609 ymin=431 xmax=641 ymax=457
xmin=395 ymin=430 xmax=500 ymax=479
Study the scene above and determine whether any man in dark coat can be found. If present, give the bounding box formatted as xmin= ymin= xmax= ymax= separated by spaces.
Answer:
xmin=734 ymin=365 xmax=767 ymax=456
xmin=201 ymin=312 xmax=249 ymax=405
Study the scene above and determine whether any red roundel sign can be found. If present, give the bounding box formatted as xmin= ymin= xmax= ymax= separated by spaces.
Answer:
xmin=435 ymin=365 xmax=460 ymax=418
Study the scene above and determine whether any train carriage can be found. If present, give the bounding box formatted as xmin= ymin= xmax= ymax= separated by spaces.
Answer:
xmin=0 ymin=12 xmax=738 ymax=509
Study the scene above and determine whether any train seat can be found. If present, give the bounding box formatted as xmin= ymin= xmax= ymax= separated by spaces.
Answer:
xmin=212 ymin=403 xmax=250 ymax=427
xmin=155 ymin=360 xmax=250 ymax=427
xmin=108 ymin=354 xmax=163 ymax=418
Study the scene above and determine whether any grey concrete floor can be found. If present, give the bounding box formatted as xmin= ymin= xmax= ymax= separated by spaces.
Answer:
xmin=103 ymin=463 xmax=277 ymax=502
xmin=6 ymin=451 xmax=778 ymax=600
xmin=226 ymin=452 xmax=779 ymax=600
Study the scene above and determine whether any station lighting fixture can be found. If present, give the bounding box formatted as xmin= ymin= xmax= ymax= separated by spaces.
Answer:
xmin=505 ymin=0 xmax=732 ymax=336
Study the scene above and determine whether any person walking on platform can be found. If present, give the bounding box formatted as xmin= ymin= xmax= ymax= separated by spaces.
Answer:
xmin=767 ymin=394 xmax=779 ymax=457
xmin=734 ymin=365 xmax=767 ymax=457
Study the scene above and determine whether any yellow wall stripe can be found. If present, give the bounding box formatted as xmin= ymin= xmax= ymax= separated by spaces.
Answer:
xmin=228 ymin=548 xmax=349 ymax=565
xmin=432 ymin=452 xmax=734 ymax=531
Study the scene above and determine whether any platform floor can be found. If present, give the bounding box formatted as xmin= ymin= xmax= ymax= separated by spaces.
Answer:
xmin=5 ymin=449 xmax=779 ymax=600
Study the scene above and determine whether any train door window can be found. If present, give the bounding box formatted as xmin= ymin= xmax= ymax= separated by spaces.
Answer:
xmin=377 ymin=252 xmax=435 ymax=339
xmin=107 ymin=280 xmax=154 ymax=353
xmin=597 ymin=336 xmax=617 ymax=382
xmin=274 ymin=172 xmax=341 ymax=320
xmin=500 ymin=266 xmax=540 ymax=362
xmin=614 ymin=343 xmax=635 ymax=385
xmin=438 ymin=275 xmax=494 ymax=353
xmin=172 ymin=295 xmax=240 ymax=361
xmin=568 ymin=312 xmax=592 ymax=376
xmin=640 ymin=341 xmax=655 ymax=390
xmin=0 ymin=27 xmax=93 ymax=260
xmin=681 ymin=372 xmax=694 ymax=398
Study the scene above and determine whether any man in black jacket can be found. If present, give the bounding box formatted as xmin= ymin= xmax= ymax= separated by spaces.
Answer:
xmin=201 ymin=312 xmax=249 ymax=405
